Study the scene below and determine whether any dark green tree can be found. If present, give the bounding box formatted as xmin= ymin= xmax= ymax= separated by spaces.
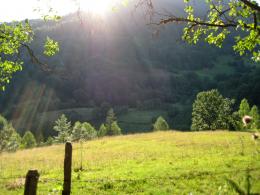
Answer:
xmin=191 ymin=89 xmax=234 ymax=130
xmin=105 ymin=108 xmax=116 ymax=135
xmin=153 ymin=116 xmax=169 ymax=131
xmin=105 ymin=108 xmax=122 ymax=135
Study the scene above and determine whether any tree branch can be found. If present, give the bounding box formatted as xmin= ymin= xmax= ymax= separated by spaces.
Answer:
xmin=159 ymin=17 xmax=237 ymax=28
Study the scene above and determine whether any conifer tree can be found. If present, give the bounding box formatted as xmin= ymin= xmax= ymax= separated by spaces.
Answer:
xmin=53 ymin=114 xmax=71 ymax=143
xmin=98 ymin=123 xmax=107 ymax=137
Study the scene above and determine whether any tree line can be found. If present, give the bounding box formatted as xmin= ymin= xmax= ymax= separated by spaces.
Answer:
xmin=1 ymin=89 xmax=259 ymax=153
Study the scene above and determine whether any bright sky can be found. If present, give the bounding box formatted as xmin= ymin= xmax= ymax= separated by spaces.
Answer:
xmin=0 ymin=0 xmax=260 ymax=22
xmin=0 ymin=0 xmax=122 ymax=22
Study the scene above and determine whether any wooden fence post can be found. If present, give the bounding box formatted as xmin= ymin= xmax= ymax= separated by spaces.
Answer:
xmin=24 ymin=170 xmax=39 ymax=195
xmin=62 ymin=142 xmax=72 ymax=195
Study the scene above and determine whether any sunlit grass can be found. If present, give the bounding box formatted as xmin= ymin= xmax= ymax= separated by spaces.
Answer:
xmin=0 ymin=131 xmax=259 ymax=194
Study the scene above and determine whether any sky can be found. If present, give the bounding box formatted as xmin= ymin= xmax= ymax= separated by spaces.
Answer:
xmin=0 ymin=0 xmax=260 ymax=22
xmin=0 ymin=0 xmax=78 ymax=22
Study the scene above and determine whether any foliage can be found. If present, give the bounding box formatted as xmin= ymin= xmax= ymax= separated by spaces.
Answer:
xmin=239 ymin=98 xmax=251 ymax=118
xmin=105 ymin=108 xmax=116 ymax=135
xmin=249 ymin=105 xmax=260 ymax=130
xmin=72 ymin=121 xmax=97 ymax=141
xmin=21 ymin=131 xmax=36 ymax=149
xmin=45 ymin=136 xmax=54 ymax=146
xmin=53 ymin=114 xmax=71 ymax=143
xmin=146 ymin=0 xmax=260 ymax=62
xmin=153 ymin=116 xmax=169 ymax=131
xmin=44 ymin=36 xmax=59 ymax=56
xmin=191 ymin=89 xmax=234 ymax=130
xmin=0 ymin=18 xmax=59 ymax=90
xmin=6 ymin=132 xmax=22 ymax=152
xmin=0 ymin=115 xmax=21 ymax=152
xmin=105 ymin=108 xmax=122 ymax=135
xmin=110 ymin=121 xmax=122 ymax=135
xmin=98 ymin=123 xmax=107 ymax=137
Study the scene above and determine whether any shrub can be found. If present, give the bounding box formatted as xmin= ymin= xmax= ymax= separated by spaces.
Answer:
xmin=153 ymin=116 xmax=169 ymax=131
xmin=22 ymin=131 xmax=37 ymax=149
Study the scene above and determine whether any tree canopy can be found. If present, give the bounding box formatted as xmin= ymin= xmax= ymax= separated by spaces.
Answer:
xmin=141 ymin=0 xmax=260 ymax=62
xmin=0 ymin=17 xmax=59 ymax=90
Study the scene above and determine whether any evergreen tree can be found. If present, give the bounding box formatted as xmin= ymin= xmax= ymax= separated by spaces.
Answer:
xmin=53 ymin=114 xmax=71 ymax=143
xmin=250 ymin=105 xmax=260 ymax=130
xmin=98 ymin=123 xmax=107 ymax=137
xmin=191 ymin=89 xmax=234 ymax=131
xmin=0 ymin=115 xmax=20 ymax=152
xmin=238 ymin=99 xmax=251 ymax=118
xmin=22 ymin=131 xmax=37 ymax=149
xmin=105 ymin=108 xmax=116 ymax=135
xmin=153 ymin=116 xmax=169 ymax=131
xmin=110 ymin=121 xmax=122 ymax=135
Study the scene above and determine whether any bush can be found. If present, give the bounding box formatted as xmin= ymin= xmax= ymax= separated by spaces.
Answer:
xmin=22 ymin=131 xmax=37 ymax=149
xmin=153 ymin=116 xmax=169 ymax=131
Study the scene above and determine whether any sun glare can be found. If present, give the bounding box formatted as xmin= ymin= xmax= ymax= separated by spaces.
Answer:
xmin=78 ymin=0 xmax=116 ymax=15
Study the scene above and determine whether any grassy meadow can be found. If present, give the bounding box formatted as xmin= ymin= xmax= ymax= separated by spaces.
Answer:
xmin=0 ymin=131 xmax=259 ymax=194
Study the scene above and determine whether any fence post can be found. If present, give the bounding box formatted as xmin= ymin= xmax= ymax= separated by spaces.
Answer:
xmin=24 ymin=170 xmax=39 ymax=195
xmin=62 ymin=142 xmax=72 ymax=195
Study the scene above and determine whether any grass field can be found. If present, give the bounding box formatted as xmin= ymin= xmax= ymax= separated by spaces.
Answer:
xmin=0 ymin=131 xmax=259 ymax=194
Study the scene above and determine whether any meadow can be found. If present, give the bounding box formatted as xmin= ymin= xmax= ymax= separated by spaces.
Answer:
xmin=0 ymin=131 xmax=259 ymax=194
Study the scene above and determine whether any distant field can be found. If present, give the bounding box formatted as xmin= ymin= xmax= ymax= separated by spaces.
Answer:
xmin=11 ymin=108 xmax=167 ymax=134
xmin=0 ymin=131 xmax=259 ymax=194
xmin=118 ymin=109 xmax=168 ymax=133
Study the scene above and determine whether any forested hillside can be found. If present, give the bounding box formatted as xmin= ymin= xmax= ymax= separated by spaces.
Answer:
xmin=0 ymin=0 xmax=259 ymax=136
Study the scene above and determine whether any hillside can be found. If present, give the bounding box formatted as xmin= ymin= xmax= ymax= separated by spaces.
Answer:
xmin=0 ymin=0 xmax=259 ymax=135
xmin=0 ymin=131 xmax=259 ymax=194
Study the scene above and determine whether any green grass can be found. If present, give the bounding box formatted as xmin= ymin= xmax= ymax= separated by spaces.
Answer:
xmin=0 ymin=131 xmax=259 ymax=194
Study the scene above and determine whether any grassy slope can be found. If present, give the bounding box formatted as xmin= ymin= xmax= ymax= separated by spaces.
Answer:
xmin=0 ymin=131 xmax=259 ymax=194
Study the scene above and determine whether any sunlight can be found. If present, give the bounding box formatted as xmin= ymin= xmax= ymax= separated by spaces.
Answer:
xmin=78 ymin=0 xmax=117 ymax=16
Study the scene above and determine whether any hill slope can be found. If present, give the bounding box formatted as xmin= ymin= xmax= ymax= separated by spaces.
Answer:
xmin=0 ymin=131 xmax=259 ymax=194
